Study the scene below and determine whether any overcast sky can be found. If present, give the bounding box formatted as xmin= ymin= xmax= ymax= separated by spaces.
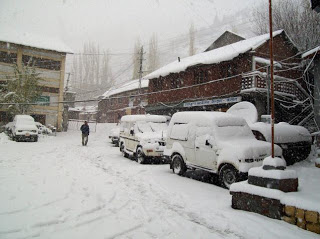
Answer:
xmin=0 ymin=0 xmax=265 ymax=53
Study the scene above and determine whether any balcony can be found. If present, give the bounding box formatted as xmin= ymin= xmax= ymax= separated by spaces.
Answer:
xmin=241 ymin=71 xmax=306 ymax=101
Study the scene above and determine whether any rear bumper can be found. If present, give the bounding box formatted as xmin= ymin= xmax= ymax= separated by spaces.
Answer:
xmin=15 ymin=135 xmax=38 ymax=142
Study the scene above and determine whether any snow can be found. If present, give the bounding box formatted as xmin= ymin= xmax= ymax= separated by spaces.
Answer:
xmin=0 ymin=27 xmax=73 ymax=53
xmin=250 ymin=122 xmax=312 ymax=143
xmin=254 ymin=57 xmax=282 ymax=68
xmin=302 ymin=46 xmax=320 ymax=58
xmin=145 ymin=30 xmax=283 ymax=80
xmin=227 ymin=102 xmax=312 ymax=143
xmin=262 ymin=156 xmax=287 ymax=168
xmin=231 ymin=158 xmax=320 ymax=213
xmin=166 ymin=111 xmax=282 ymax=173
xmin=227 ymin=101 xmax=258 ymax=124
xmin=109 ymin=127 xmax=120 ymax=138
xmin=102 ymin=79 xmax=149 ymax=99
xmin=249 ymin=166 xmax=297 ymax=180
xmin=121 ymin=114 xmax=167 ymax=123
xmin=0 ymin=125 xmax=318 ymax=238
xmin=316 ymin=158 xmax=320 ymax=164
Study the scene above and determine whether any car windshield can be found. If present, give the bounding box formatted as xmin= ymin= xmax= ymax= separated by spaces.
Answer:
xmin=16 ymin=119 xmax=35 ymax=126
xmin=136 ymin=122 xmax=153 ymax=133
xmin=149 ymin=122 xmax=167 ymax=132
xmin=215 ymin=124 xmax=253 ymax=141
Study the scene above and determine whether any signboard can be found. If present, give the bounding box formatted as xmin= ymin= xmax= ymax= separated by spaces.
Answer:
xmin=36 ymin=96 xmax=50 ymax=106
xmin=183 ymin=96 xmax=241 ymax=108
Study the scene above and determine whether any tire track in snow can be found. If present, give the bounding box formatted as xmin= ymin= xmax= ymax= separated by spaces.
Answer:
xmin=104 ymin=223 xmax=143 ymax=239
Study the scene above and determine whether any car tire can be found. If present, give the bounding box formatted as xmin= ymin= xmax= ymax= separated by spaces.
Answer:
xmin=34 ymin=136 xmax=38 ymax=142
xmin=219 ymin=164 xmax=238 ymax=189
xmin=172 ymin=154 xmax=187 ymax=176
xmin=120 ymin=143 xmax=128 ymax=158
xmin=136 ymin=147 xmax=145 ymax=164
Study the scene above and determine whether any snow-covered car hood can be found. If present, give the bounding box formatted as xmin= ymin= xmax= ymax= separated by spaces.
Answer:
xmin=250 ymin=122 xmax=312 ymax=143
xmin=217 ymin=138 xmax=282 ymax=162
xmin=136 ymin=131 xmax=166 ymax=143
xmin=109 ymin=127 xmax=120 ymax=137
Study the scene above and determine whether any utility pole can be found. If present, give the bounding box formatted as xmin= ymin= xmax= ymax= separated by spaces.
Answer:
xmin=138 ymin=46 xmax=144 ymax=114
xmin=266 ymin=66 xmax=270 ymax=115
xmin=269 ymin=0 xmax=275 ymax=158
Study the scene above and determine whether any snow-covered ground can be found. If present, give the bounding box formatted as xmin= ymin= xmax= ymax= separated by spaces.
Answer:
xmin=0 ymin=123 xmax=318 ymax=239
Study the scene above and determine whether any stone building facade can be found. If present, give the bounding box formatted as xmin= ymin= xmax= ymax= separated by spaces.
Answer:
xmin=0 ymin=37 xmax=72 ymax=131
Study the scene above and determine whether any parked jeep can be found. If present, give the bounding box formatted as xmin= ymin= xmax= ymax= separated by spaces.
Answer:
xmin=119 ymin=115 xmax=168 ymax=164
xmin=164 ymin=111 xmax=282 ymax=188
xmin=10 ymin=115 xmax=38 ymax=142
xmin=227 ymin=101 xmax=312 ymax=165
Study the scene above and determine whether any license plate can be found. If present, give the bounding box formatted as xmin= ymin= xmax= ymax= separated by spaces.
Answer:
xmin=25 ymin=133 xmax=30 ymax=136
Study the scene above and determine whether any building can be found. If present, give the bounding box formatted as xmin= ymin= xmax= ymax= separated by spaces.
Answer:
xmin=97 ymin=79 xmax=149 ymax=123
xmin=145 ymin=30 xmax=311 ymax=129
xmin=204 ymin=31 xmax=245 ymax=52
xmin=0 ymin=33 xmax=72 ymax=130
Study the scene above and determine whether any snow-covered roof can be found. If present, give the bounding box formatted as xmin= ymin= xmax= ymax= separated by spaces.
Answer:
xmin=145 ymin=30 xmax=284 ymax=79
xmin=170 ymin=111 xmax=247 ymax=127
xmin=302 ymin=46 xmax=320 ymax=58
xmin=121 ymin=114 xmax=167 ymax=123
xmin=0 ymin=29 xmax=73 ymax=54
xmin=102 ymin=79 xmax=149 ymax=99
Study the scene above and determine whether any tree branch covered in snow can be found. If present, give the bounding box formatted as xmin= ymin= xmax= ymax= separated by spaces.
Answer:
xmin=0 ymin=64 xmax=43 ymax=115
xmin=252 ymin=0 xmax=320 ymax=51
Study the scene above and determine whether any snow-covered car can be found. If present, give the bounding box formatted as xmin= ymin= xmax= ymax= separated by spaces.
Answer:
xmin=4 ymin=122 xmax=14 ymax=135
xmin=35 ymin=122 xmax=52 ymax=135
xmin=164 ymin=111 xmax=282 ymax=188
xmin=109 ymin=127 xmax=120 ymax=146
xmin=10 ymin=115 xmax=38 ymax=142
xmin=227 ymin=101 xmax=312 ymax=166
xmin=119 ymin=115 xmax=168 ymax=164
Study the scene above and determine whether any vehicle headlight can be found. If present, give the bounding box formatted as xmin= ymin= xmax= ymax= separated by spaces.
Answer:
xmin=32 ymin=130 xmax=37 ymax=133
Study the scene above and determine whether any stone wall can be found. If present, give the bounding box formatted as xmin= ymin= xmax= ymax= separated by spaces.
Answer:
xmin=283 ymin=205 xmax=320 ymax=234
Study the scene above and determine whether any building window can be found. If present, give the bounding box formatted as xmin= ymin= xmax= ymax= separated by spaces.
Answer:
xmin=118 ymin=97 xmax=122 ymax=104
xmin=110 ymin=99 xmax=114 ymax=106
xmin=22 ymin=55 xmax=61 ymax=71
xmin=194 ymin=70 xmax=206 ymax=85
xmin=0 ymin=51 xmax=17 ymax=64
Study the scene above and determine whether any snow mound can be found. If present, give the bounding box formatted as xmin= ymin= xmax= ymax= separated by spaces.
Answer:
xmin=226 ymin=101 xmax=258 ymax=124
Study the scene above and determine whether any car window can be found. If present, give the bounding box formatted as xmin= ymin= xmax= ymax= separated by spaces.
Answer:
xmin=149 ymin=122 xmax=167 ymax=132
xmin=170 ymin=123 xmax=188 ymax=141
xmin=136 ymin=122 xmax=153 ymax=133
xmin=196 ymin=126 xmax=211 ymax=137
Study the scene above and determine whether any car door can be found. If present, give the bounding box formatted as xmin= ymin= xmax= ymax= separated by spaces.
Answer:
xmin=194 ymin=129 xmax=217 ymax=171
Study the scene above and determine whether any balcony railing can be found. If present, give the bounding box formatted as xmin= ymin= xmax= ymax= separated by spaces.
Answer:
xmin=241 ymin=71 xmax=306 ymax=101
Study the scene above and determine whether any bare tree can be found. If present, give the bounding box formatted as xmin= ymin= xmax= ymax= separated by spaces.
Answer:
xmin=189 ymin=23 xmax=196 ymax=56
xmin=147 ymin=33 xmax=160 ymax=73
xmin=71 ymin=42 xmax=113 ymax=101
xmin=252 ymin=0 xmax=320 ymax=50
xmin=132 ymin=38 xmax=141 ymax=79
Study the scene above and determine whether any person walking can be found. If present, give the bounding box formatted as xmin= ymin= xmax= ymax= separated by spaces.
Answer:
xmin=80 ymin=121 xmax=90 ymax=146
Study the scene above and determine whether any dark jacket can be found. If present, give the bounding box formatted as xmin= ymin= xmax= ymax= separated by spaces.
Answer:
xmin=80 ymin=124 xmax=90 ymax=135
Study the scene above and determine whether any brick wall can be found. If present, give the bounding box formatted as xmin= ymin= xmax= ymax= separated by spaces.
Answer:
xmin=97 ymin=87 xmax=148 ymax=123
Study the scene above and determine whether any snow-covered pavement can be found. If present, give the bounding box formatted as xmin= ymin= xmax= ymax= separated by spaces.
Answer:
xmin=0 ymin=124 xmax=318 ymax=239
